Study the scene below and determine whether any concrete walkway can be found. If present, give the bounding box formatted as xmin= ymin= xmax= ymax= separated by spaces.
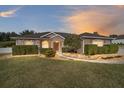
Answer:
xmin=58 ymin=53 xmax=124 ymax=64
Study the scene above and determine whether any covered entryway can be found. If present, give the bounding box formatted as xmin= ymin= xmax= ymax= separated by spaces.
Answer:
xmin=53 ymin=41 xmax=60 ymax=51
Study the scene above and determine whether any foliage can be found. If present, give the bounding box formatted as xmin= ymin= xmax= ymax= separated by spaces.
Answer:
xmin=20 ymin=30 xmax=35 ymax=35
xmin=0 ymin=30 xmax=36 ymax=42
xmin=97 ymin=46 xmax=110 ymax=54
xmin=0 ymin=41 xmax=15 ymax=48
xmin=40 ymin=48 xmax=56 ymax=57
xmin=108 ymin=44 xmax=119 ymax=54
xmin=64 ymin=34 xmax=81 ymax=52
xmin=62 ymin=47 xmax=77 ymax=53
xmin=40 ymin=48 xmax=52 ymax=54
xmin=109 ymin=34 xmax=118 ymax=38
xmin=84 ymin=44 xmax=98 ymax=55
xmin=45 ymin=49 xmax=56 ymax=57
xmin=84 ymin=44 xmax=119 ymax=55
xmin=12 ymin=45 xmax=38 ymax=55
xmin=0 ymin=32 xmax=18 ymax=41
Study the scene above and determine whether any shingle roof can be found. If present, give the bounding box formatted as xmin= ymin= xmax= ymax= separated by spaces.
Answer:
xmin=16 ymin=32 xmax=72 ymax=39
xmin=80 ymin=32 xmax=113 ymax=40
xmin=116 ymin=35 xmax=124 ymax=39
xmin=18 ymin=32 xmax=50 ymax=38
xmin=16 ymin=32 xmax=113 ymax=40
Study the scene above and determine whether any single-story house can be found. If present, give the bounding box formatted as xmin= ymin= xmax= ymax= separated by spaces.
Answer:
xmin=15 ymin=32 xmax=113 ymax=54
xmin=112 ymin=35 xmax=124 ymax=44
xmin=80 ymin=32 xmax=113 ymax=53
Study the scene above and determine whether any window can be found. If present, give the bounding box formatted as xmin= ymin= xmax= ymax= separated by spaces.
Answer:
xmin=24 ymin=40 xmax=33 ymax=45
xmin=92 ymin=40 xmax=104 ymax=47
xmin=42 ymin=40 xmax=49 ymax=48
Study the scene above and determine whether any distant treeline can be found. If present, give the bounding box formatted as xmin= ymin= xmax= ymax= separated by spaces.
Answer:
xmin=0 ymin=32 xmax=18 ymax=41
xmin=0 ymin=29 xmax=122 ymax=42
xmin=0 ymin=30 xmax=35 ymax=42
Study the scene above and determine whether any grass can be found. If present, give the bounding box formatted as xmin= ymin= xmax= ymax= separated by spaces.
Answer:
xmin=0 ymin=56 xmax=124 ymax=88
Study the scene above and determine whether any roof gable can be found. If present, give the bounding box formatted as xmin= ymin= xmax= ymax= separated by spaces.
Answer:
xmin=40 ymin=32 xmax=65 ymax=39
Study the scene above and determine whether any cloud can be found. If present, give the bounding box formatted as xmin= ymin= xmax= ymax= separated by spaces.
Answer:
xmin=64 ymin=6 xmax=122 ymax=35
xmin=0 ymin=7 xmax=22 ymax=18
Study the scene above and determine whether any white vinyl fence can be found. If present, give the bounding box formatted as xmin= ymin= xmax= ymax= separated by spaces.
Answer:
xmin=0 ymin=48 xmax=12 ymax=54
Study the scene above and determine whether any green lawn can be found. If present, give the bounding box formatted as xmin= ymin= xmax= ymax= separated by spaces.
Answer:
xmin=0 ymin=56 xmax=124 ymax=88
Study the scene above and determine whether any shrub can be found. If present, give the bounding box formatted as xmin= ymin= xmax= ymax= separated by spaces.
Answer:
xmin=102 ymin=45 xmax=110 ymax=54
xmin=45 ymin=49 xmax=56 ymax=57
xmin=97 ymin=45 xmax=110 ymax=54
xmin=84 ymin=44 xmax=119 ymax=55
xmin=40 ymin=48 xmax=56 ymax=57
xmin=84 ymin=44 xmax=97 ymax=55
xmin=64 ymin=34 xmax=81 ymax=51
xmin=109 ymin=44 xmax=119 ymax=54
xmin=40 ymin=48 xmax=52 ymax=54
xmin=12 ymin=45 xmax=38 ymax=55
xmin=62 ymin=47 xmax=77 ymax=53
xmin=97 ymin=47 xmax=104 ymax=54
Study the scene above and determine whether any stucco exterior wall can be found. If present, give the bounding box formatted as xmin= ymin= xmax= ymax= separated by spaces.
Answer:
xmin=16 ymin=39 xmax=40 ymax=47
xmin=104 ymin=40 xmax=111 ymax=44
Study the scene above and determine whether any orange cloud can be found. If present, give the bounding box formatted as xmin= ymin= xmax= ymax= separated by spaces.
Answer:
xmin=65 ymin=9 xmax=119 ymax=35
xmin=0 ymin=7 xmax=22 ymax=18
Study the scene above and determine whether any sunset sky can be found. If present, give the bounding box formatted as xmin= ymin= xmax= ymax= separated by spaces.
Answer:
xmin=0 ymin=5 xmax=124 ymax=35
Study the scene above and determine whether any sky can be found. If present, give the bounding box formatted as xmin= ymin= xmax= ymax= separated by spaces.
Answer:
xmin=0 ymin=5 xmax=124 ymax=35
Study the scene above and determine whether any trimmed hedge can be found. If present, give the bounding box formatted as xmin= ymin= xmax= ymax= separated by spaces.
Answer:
xmin=12 ymin=45 xmax=38 ymax=55
xmin=40 ymin=48 xmax=56 ymax=57
xmin=84 ymin=44 xmax=97 ymax=55
xmin=62 ymin=47 xmax=77 ymax=53
xmin=109 ymin=44 xmax=119 ymax=54
xmin=84 ymin=44 xmax=119 ymax=55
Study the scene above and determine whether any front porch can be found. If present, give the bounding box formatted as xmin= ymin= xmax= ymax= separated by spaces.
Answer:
xmin=40 ymin=39 xmax=63 ymax=53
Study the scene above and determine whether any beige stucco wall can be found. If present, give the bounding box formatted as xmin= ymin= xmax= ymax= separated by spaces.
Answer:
xmin=16 ymin=39 xmax=40 ymax=47
xmin=104 ymin=40 xmax=111 ymax=44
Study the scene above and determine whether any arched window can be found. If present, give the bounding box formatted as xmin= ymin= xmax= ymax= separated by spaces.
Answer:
xmin=42 ymin=40 xmax=49 ymax=48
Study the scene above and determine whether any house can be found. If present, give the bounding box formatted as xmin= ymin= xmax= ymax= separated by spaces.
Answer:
xmin=112 ymin=35 xmax=124 ymax=44
xmin=80 ymin=32 xmax=113 ymax=53
xmin=15 ymin=32 xmax=113 ymax=54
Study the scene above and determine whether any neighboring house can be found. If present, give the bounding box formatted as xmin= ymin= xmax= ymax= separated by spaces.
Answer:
xmin=80 ymin=32 xmax=113 ymax=53
xmin=112 ymin=35 xmax=124 ymax=44
xmin=15 ymin=32 xmax=113 ymax=54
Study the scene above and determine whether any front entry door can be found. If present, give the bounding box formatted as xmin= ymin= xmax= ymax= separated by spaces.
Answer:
xmin=53 ymin=42 xmax=59 ymax=51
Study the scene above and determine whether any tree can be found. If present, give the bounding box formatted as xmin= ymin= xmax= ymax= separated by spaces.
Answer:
xmin=109 ymin=34 xmax=118 ymax=38
xmin=64 ymin=34 xmax=81 ymax=52
xmin=20 ymin=30 xmax=35 ymax=35
xmin=10 ymin=32 xmax=18 ymax=37
xmin=0 ymin=32 xmax=18 ymax=41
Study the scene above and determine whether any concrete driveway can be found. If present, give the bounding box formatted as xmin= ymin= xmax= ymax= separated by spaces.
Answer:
xmin=118 ymin=46 xmax=124 ymax=55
